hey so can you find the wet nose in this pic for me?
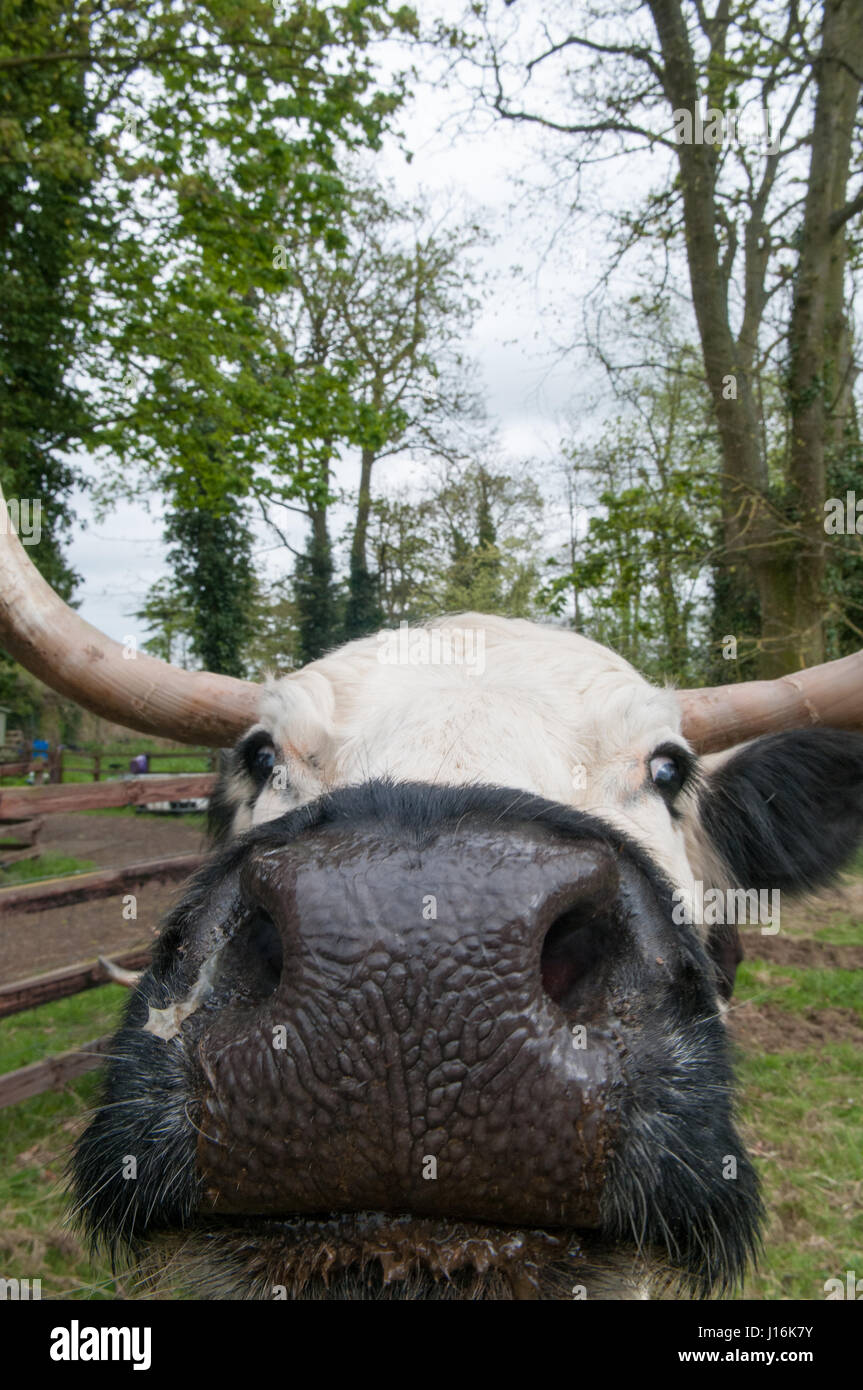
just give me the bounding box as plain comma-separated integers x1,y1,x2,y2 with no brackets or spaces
195,818,702,1229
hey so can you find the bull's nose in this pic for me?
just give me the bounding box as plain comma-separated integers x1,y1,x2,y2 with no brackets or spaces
241,833,623,1017
194,819,694,1229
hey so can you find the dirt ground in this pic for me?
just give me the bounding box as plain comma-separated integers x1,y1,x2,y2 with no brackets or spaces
0,812,208,986
728,999,863,1051
723,876,863,1050
774,874,863,934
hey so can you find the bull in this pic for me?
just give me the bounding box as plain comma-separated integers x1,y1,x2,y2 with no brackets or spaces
2,502,862,1300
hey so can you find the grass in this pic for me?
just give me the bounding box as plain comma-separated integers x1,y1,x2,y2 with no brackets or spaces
802,917,863,947
736,958,863,1019
0,853,96,887
0,985,127,1074
730,907,863,1300
59,755,211,784
1,743,213,787
736,1046,863,1300
0,987,128,1299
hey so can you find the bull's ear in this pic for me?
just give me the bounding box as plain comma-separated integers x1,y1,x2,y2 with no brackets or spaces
699,729,863,896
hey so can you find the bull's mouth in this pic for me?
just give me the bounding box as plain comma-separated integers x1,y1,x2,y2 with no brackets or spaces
134,1211,663,1301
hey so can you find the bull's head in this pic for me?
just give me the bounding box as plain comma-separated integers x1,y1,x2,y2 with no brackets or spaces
3,505,863,1299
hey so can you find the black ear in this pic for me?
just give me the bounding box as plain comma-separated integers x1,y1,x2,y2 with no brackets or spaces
700,729,863,896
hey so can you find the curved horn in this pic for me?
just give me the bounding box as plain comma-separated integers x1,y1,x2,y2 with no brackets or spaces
679,649,863,753
0,492,259,745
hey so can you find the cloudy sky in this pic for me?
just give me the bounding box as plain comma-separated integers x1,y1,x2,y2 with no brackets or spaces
65,18,618,643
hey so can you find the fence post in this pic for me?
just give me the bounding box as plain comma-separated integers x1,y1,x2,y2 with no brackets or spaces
93,754,101,783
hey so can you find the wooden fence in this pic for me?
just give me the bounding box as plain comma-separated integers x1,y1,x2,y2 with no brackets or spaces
53,748,216,783
0,746,215,783
0,773,216,1107
0,772,215,818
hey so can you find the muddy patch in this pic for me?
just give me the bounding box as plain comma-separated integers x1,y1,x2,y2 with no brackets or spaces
741,933,863,971
778,874,863,933
729,1001,863,1053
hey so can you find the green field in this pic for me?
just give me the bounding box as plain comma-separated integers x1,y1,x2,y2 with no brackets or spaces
0,745,213,787
0,988,127,1298
733,895,863,1300
0,854,97,888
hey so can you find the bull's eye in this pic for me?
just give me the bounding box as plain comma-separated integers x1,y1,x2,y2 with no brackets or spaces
242,733,277,786
254,744,276,777
649,752,684,797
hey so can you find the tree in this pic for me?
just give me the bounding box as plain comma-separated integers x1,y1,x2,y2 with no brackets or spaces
366,491,438,622
0,0,98,601
83,0,418,517
366,460,544,620
336,190,486,637
1,0,419,705
433,462,544,615
137,571,303,676
165,498,255,679
543,362,721,683
244,577,303,678
3,0,418,550
133,578,195,668
258,180,486,656
444,0,863,674
0,0,96,723
294,506,341,665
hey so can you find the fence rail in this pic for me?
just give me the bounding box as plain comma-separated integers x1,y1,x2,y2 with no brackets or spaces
0,1035,115,1108
0,775,216,1105
0,773,216,818
0,851,205,916
0,761,29,778
0,948,153,1020
0,746,215,783
55,748,215,783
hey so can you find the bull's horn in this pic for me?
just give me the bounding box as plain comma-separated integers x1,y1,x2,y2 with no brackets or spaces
0,489,259,745
679,649,863,753
98,956,142,987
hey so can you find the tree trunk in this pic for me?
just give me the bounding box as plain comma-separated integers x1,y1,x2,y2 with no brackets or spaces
649,0,792,674
650,0,863,675
295,501,340,663
344,442,382,640
787,0,863,665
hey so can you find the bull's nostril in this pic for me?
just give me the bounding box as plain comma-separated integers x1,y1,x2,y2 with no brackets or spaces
218,906,283,1004
540,907,610,1010
247,908,283,988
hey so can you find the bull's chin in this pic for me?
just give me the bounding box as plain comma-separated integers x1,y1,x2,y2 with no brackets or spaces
133,1212,668,1301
